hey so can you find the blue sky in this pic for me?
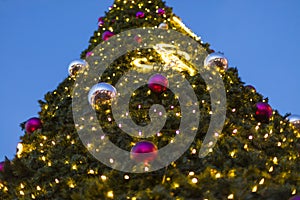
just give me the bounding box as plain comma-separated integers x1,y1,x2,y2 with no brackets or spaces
0,0,299,160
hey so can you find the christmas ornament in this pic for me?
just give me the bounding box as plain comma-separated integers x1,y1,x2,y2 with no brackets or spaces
136,11,145,19
68,59,88,76
148,74,169,93
134,35,142,43
25,117,42,134
98,17,104,26
158,22,168,30
130,141,158,163
289,196,300,200
88,83,117,106
255,102,273,123
102,31,115,41
0,161,4,172
245,85,256,93
86,51,93,58
287,115,300,130
157,8,165,15
204,52,228,70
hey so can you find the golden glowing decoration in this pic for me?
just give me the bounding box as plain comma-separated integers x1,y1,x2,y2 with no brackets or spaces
171,16,201,41
131,43,197,76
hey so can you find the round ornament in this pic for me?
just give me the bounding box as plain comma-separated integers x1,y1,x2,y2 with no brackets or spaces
88,83,117,107
148,74,169,93
102,31,115,41
98,17,104,26
86,51,93,58
245,85,256,93
157,8,165,15
130,141,158,163
134,35,142,43
158,23,168,30
289,196,300,200
136,11,145,19
25,117,42,134
0,161,4,172
204,52,228,70
287,115,300,130
255,102,273,123
68,60,88,76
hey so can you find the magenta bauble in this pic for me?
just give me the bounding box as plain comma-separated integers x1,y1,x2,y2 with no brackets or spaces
289,196,300,200
148,74,169,93
0,161,5,172
98,17,104,26
255,102,273,123
136,11,145,18
134,35,142,43
86,51,93,58
102,31,115,41
157,8,165,15
25,117,42,133
130,141,158,163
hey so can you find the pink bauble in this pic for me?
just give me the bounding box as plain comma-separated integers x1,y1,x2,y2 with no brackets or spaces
102,31,115,41
148,74,168,93
0,161,5,172
25,117,42,134
255,102,273,123
157,8,165,15
98,17,104,26
86,51,93,58
134,35,142,43
136,11,145,19
131,141,158,163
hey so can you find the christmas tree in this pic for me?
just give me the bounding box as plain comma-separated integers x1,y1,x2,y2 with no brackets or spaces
1,0,300,199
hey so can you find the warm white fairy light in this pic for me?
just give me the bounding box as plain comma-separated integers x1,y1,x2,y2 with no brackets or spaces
269,166,274,172
191,178,198,184
259,178,265,185
189,171,195,176
252,185,258,192
17,143,23,158
228,194,234,199
107,191,114,198
101,175,107,181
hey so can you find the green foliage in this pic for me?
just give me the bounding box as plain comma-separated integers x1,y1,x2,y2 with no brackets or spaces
0,0,299,199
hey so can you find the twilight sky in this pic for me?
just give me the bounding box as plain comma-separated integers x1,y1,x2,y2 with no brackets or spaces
0,0,299,160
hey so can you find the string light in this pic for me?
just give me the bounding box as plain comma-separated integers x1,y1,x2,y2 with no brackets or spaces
252,185,258,192
107,191,114,198
191,178,198,184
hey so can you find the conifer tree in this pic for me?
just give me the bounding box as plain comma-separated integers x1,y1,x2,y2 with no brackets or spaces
0,0,299,199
